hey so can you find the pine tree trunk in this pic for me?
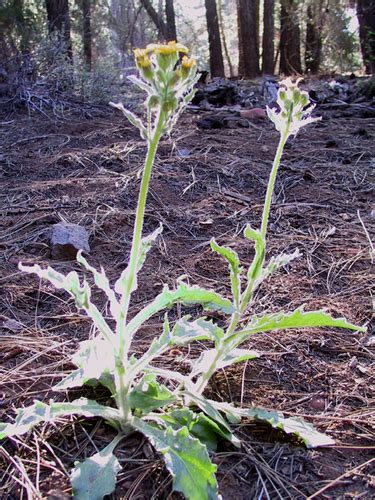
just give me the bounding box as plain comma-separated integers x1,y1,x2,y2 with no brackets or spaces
45,0,73,60
280,0,301,75
237,0,260,77
82,0,92,70
305,3,322,74
165,0,177,41
357,0,375,74
205,0,225,77
262,0,275,74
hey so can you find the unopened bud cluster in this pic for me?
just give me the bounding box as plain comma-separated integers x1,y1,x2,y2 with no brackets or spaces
267,78,321,137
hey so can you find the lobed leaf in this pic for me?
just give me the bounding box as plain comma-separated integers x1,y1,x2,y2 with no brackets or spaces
191,348,260,377
127,281,233,336
71,435,122,500
210,238,242,307
225,306,366,351
54,338,115,393
133,419,218,500
172,316,225,345
115,224,163,297
213,402,334,448
0,399,121,440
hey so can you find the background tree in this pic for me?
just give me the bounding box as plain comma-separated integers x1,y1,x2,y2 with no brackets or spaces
262,0,275,74
205,0,225,77
237,0,259,77
139,0,168,40
357,0,375,73
305,1,324,74
165,0,177,41
80,0,92,70
280,0,302,75
45,0,73,60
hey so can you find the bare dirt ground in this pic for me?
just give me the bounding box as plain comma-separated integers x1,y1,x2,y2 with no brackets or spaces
0,91,374,499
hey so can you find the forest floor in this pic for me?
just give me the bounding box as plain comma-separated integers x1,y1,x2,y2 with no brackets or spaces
0,83,374,499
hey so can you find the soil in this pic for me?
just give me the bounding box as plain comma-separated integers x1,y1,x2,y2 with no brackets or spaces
0,86,374,499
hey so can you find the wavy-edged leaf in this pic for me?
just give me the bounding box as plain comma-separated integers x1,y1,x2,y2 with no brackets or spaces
243,224,265,285
133,419,218,500
0,398,121,440
115,224,163,296
109,101,147,139
77,251,120,320
127,74,154,94
210,239,242,307
19,263,115,344
172,316,224,345
191,348,260,377
225,306,366,350
129,375,176,414
71,435,122,500
127,282,234,335
54,338,115,393
159,408,219,451
263,248,301,281
212,402,334,448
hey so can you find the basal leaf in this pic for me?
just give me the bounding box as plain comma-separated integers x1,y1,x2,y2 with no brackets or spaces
133,419,218,500
129,375,176,414
71,435,122,500
213,402,334,448
127,282,233,336
210,239,242,307
191,348,260,377
0,399,121,440
226,306,366,350
115,224,163,296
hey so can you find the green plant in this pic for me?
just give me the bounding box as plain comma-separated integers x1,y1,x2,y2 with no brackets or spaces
0,46,365,500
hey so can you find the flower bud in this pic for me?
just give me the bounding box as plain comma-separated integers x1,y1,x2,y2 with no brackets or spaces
278,89,287,101
147,95,159,109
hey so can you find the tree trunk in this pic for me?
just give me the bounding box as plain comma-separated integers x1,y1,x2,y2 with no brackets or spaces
165,0,177,41
218,0,234,76
45,0,73,60
205,0,225,77
357,0,375,74
81,0,92,70
262,0,274,74
139,0,168,41
237,0,260,77
280,0,301,75
305,3,322,74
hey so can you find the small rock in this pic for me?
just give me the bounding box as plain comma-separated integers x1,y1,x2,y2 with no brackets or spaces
310,397,325,411
51,222,90,260
240,108,266,120
260,145,270,153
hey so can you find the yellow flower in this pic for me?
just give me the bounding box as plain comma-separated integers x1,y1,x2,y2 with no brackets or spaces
146,41,189,56
181,56,196,69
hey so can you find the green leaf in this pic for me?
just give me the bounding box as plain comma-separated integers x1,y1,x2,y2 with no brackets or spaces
133,419,218,500
0,399,121,440
127,281,233,336
129,375,176,414
115,224,163,296
225,306,366,350
54,338,115,393
213,402,334,448
172,316,224,345
210,239,242,307
71,435,122,500
127,75,154,94
191,348,259,377
263,248,301,281
159,409,218,451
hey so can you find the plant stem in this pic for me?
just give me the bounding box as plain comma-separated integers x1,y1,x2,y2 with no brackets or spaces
115,110,165,424
260,130,289,240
